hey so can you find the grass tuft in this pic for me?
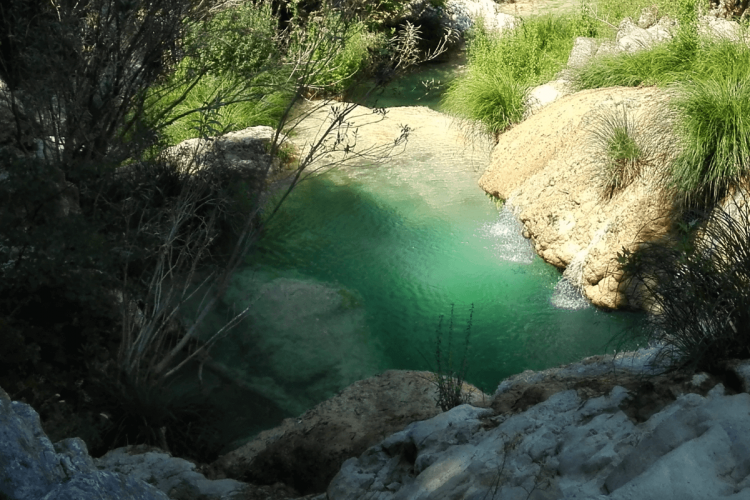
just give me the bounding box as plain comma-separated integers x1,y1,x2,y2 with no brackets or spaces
670,73,750,205
443,12,599,134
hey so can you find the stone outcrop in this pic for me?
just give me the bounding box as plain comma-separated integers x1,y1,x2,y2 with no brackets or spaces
95,446,248,500
327,356,750,500
481,86,676,308
0,384,257,500
168,126,280,176
209,370,490,495
0,385,169,500
441,0,515,35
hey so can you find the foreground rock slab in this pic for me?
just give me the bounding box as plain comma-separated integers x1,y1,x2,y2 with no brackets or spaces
328,381,750,500
210,370,490,495
0,386,169,500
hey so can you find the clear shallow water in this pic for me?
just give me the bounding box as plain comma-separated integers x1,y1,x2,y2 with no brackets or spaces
242,169,642,396
348,54,465,111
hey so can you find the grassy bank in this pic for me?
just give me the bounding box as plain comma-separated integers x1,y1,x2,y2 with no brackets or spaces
442,11,600,134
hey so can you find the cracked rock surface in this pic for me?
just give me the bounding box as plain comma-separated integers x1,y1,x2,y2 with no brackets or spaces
328,381,750,500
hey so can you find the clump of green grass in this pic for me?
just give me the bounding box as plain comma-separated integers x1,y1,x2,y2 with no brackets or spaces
670,73,750,205
443,11,599,134
575,23,750,204
589,104,644,197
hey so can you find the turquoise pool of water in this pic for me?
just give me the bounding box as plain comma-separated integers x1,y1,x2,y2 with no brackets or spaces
192,60,643,449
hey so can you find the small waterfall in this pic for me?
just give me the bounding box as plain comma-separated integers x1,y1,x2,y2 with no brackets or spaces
551,277,590,310
551,222,612,310
481,204,536,264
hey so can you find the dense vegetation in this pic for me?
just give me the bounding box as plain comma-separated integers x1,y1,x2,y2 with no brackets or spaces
0,0,450,462
443,11,600,133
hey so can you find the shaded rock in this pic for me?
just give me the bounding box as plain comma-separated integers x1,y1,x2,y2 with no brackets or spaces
710,0,750,19
0,385,168,500
96,445,248,500
210,370,490,495
168,126,280,177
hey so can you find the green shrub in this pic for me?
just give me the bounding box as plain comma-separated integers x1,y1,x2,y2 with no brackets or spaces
670,73,750,205
443,12,599,133
304,18,383,96
145,1,293,146
617,192,750,373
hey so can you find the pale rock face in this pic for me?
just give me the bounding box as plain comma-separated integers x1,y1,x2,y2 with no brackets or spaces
479,86,676,308
616,17,674,53
328,378,750,500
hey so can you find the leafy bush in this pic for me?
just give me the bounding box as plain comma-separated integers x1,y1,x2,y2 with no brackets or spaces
617,192,750,373
443,11,599,133
302,17,383,96
146,1,292,145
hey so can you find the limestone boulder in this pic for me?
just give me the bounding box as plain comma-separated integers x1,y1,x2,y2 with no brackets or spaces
441,0,515,35
479,86,677,308
328,379,750,500
95,446,248,500
168,126,280,177
209,370,490,495
0,385,169,500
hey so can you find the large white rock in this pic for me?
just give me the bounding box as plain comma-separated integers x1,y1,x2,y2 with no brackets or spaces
328,381,750,500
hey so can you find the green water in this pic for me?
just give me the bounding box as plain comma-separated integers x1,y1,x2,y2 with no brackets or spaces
348,56,465,111
191,61,643,449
